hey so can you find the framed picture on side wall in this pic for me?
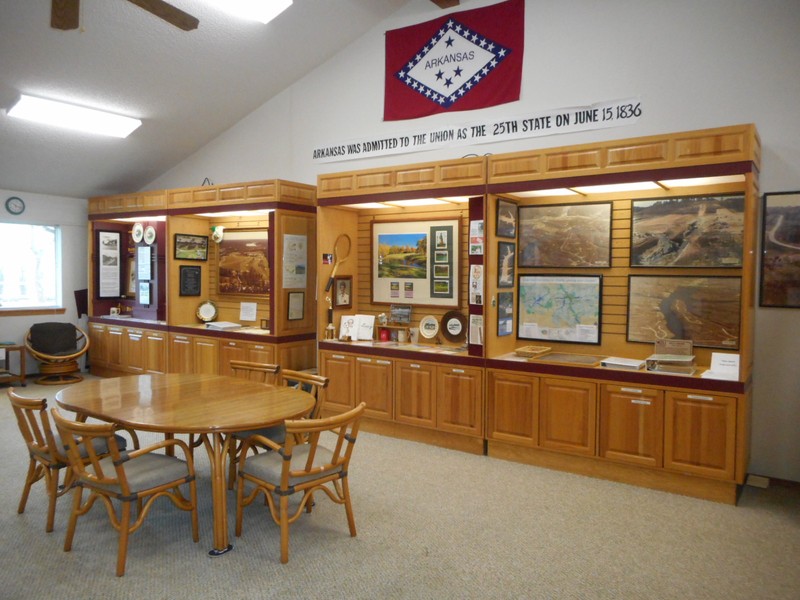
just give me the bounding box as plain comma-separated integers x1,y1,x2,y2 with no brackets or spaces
760,191,800,307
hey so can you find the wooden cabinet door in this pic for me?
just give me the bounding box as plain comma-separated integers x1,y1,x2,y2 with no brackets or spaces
219,340,248,375
88,323,108,367
664,391,736,480
144,331,167,374
319,351,355,413
168,334,193,374
247,342,276,365
436,365,483,437
355,356,393,420
539,377,597,456
123,328,146,373
106,326,124,370
193,336,219,374
600,384,663,468
487,369,538,446
394,359,436,428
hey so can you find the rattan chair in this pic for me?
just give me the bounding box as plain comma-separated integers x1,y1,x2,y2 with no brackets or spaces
235,402,366,563
25,322,89,385
8,388,135,533
52,408,199,576
226,368,329,489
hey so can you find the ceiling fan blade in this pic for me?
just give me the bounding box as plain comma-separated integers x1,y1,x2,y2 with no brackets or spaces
125,0,199,31
51,0,80,30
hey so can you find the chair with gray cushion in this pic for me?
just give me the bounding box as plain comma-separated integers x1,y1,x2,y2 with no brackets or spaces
235,402,365,563
25,322,89,385
8,388,135,533
52,407,199,576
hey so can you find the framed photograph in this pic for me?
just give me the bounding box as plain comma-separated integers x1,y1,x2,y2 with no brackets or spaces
218,228,270,295
174,233,209,261
333,276,352,309
96,231,121,298
138,281,151,306
179,265,201,296
496,198,517,238
497,241,515,288
627,275,741,349
497,291,513,336
518,274,602,344
287,291,304,321
126,257,136,297
371,218,460,307
631,194,744,267
518,202,611,268
760,191,800,307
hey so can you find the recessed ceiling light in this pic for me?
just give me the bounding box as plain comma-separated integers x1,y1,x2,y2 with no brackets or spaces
571,181,662,194
384,199,449,207
7,94,142,138
207,0,292,24
513,188,578,197
658,175,745,188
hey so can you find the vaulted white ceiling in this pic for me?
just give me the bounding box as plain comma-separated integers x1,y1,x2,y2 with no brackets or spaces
0,0,410,199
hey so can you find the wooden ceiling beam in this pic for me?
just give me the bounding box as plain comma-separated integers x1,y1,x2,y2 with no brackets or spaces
429,0,460,8
125,0,199,31
51,0,80,30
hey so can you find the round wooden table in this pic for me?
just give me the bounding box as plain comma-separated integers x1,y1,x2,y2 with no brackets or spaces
55,373,315,556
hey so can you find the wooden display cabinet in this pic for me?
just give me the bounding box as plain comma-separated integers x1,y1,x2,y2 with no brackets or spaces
599,384,664,468
394,359,436,428
487,369,539,447
436,364,483,437
355,355,393,420
539,377,597,457
319,350,355,413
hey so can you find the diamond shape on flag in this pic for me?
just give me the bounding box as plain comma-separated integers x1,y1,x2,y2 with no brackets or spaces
396,18,511,109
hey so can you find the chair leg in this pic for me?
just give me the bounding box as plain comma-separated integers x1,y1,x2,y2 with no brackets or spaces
17,459,38,515
64,486,83,552
227,438,238,490
235,476,244,537
279,495,290,564
45,466,60,533
116,501,132,577
188,481,200,542
342,477,357,537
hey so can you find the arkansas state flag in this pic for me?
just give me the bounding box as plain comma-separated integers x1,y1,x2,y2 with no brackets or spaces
384,0,524,121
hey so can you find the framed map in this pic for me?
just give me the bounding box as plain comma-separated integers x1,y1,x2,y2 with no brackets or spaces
517,275,602,344
627,275,741,349
518,202,611,268
760,191,800,307
631,194,744,267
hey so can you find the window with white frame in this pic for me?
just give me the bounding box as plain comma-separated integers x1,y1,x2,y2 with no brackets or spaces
0,223,61,309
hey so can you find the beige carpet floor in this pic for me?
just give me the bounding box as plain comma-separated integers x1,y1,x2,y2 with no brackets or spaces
2,377,799,599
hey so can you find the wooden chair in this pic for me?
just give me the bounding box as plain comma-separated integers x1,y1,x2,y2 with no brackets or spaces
51,408,199,577
24,322,90,385
226,368,329,489
229,359,281,383
7,388,136,533
235,402,366,563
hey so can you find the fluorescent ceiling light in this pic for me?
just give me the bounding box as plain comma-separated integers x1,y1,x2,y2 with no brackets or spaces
384,198,449,207
7,94,141,138
437,196,471,203
570,181,662,194
112,216,166,222
513,188,579,198
197,209,274,217
207,0,292,24
342,203,392,209
658,175,745,188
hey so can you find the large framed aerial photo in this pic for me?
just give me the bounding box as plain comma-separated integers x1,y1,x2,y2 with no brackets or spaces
496,198,517,238
627,275,741,349
218,228,270,295
630,194,744,267
760,191,800,307
371,218,460,307
518,202,612,268
517,274,602,344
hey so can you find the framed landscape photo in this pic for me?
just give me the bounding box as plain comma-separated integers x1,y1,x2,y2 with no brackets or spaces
174,233,209,261
497,241,515,288
627,275,741,349
760,191,800,307
518,202,611,268
371,218,460,307
630,194,744,267
517,274,602,344
218,228,270,296
496,198,517,238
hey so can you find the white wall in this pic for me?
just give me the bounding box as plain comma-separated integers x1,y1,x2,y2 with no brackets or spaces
0,189,89,375
146,0,800,481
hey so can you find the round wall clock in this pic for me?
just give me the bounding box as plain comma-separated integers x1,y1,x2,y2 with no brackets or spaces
5,196,25,215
